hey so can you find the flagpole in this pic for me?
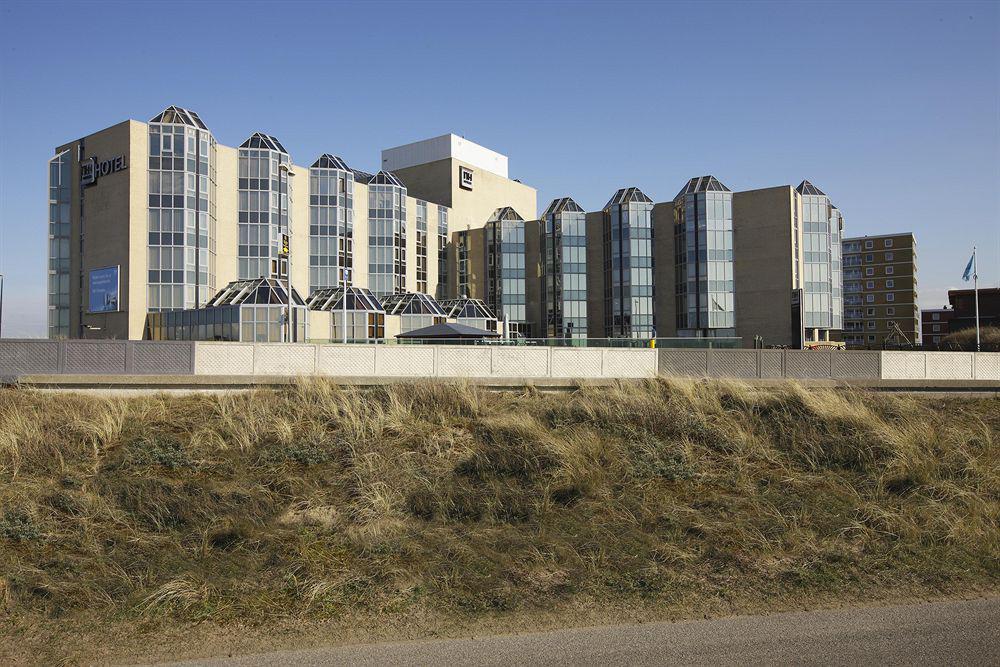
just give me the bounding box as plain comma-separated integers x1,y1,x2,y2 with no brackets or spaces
973,246,980,353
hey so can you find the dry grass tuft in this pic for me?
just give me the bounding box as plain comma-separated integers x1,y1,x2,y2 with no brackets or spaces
0,380,996,640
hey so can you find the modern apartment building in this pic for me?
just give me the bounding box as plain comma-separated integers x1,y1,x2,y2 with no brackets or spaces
47,107,535,340
731,181,844,347
538,198,588,339
841,232,919,348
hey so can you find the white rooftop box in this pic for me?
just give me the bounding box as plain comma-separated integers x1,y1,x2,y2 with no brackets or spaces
381,133,508,179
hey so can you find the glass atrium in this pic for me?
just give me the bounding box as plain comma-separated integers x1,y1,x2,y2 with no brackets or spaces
485,207,529,337
365,170,407,298
541,197,587,339
440,297,499,332
148,105,218,311
673,176,735,337
603,187,654,338
308,154,354,292
145,277,307,342
238,132,291,282
307,286,386,342
382,291,447,333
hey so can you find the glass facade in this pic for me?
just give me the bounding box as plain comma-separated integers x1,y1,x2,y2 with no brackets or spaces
308,154,354,292
415,200,428,293
436,205,449,300
383,291,446,333
238,132,290,281
147,106,217,311
603,187,654,338
673,176,734,337
540,197,587,339
367,171,407,298
486,207,528,336
47,149,72,338
796,181,843,331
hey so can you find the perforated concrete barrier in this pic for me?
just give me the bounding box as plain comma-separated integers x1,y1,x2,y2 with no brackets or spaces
831,350,880,379
254,344,317,375
603,349,657,378
925,352,974,380
784,350,833,379
551,348,603,378
194,342,254,375
437,347,492,377
375,346,436,377
64,341,127,374
491,347,550,378
658,349,709,377
975,353,1000,380
0,340,60,375
708,349,758,379
130,342,194,375
317,345,376,376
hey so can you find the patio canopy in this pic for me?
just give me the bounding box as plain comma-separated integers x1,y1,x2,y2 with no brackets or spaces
395,322,500,339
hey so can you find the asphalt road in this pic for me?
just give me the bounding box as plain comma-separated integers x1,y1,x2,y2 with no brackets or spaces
173,597,999,666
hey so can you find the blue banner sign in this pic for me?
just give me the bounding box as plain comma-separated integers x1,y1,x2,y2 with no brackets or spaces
88,266,120,313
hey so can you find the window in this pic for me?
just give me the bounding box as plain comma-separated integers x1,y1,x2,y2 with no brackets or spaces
886,279,894,288
868,335,876,342
885,251,894,261
864,253,874,262
884,239,893,248
886,293,895,302
932,324,940,332
864,240,873,249
868,321,876,329
932,336,940,343
866,294,875,303
866,280,874,289
866,307,875,316
887,307,895,315
459,166,473,190
865,268,874,276
932,312,940,321
885,266,894,275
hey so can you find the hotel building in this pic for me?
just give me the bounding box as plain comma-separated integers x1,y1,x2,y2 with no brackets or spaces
841,232,919,348
47,107,534,341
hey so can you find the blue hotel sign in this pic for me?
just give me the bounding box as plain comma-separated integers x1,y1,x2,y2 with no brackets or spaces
88,266,120,313
81,154,127,187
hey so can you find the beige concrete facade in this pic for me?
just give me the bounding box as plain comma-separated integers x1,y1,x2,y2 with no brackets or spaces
651,202,677,337
50,114,531,340
732,186,798,347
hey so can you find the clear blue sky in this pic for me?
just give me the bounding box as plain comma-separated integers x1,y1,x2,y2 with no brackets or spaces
1,0,997,337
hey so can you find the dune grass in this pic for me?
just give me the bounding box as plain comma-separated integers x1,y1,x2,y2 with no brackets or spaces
0,380,998,662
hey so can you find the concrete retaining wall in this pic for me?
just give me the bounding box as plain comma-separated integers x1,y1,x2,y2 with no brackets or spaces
0,340,194,376
2,339,998,384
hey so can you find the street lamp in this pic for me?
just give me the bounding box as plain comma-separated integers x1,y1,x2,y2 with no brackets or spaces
278,163,296,343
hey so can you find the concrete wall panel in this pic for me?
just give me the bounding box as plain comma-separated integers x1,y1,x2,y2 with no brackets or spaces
317,346,376,376
759,350,784,378
784,350,833,379
658,349,708,377
130,342,193,375
437,347,492,377
64,341,127,374
708,350,758,378
194,343,254,375
881,352,926,380
832,351,880,379
925,352,973,380
0,340,60,375
254,344,316,375
551,349,603,378
975,353,1000,380
375,346,436,377
603,349,657,378
491,347,549,377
